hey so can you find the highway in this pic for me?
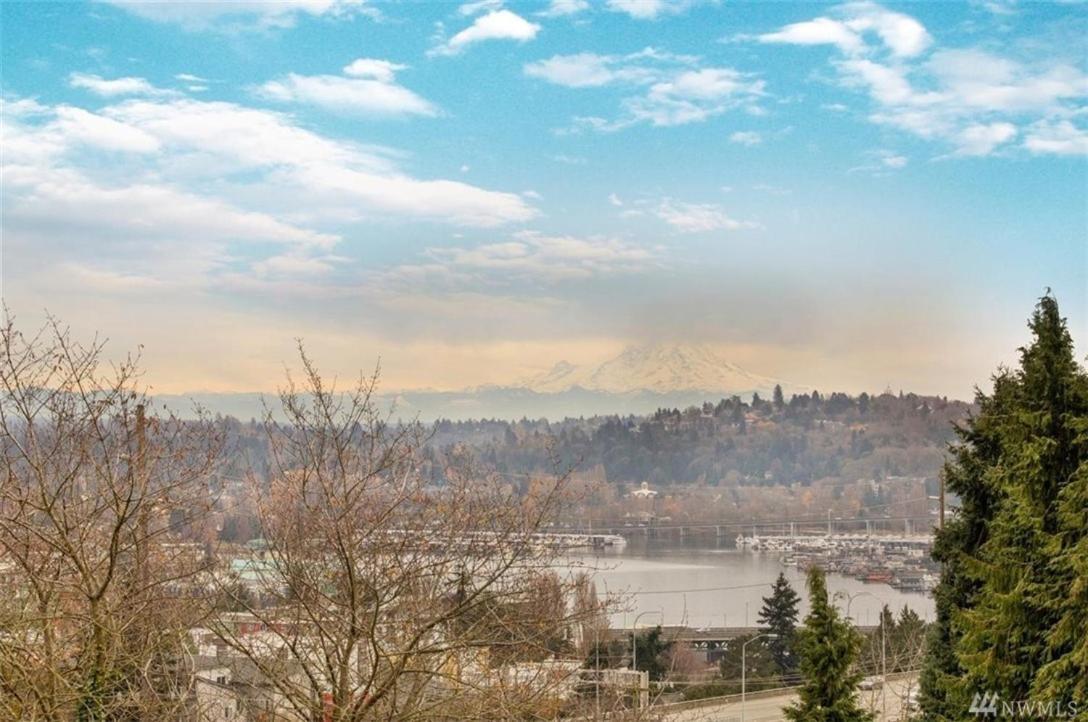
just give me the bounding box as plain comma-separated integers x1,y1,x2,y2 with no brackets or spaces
655,673,920,722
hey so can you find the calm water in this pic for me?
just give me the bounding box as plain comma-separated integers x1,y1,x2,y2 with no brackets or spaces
562,536,935,629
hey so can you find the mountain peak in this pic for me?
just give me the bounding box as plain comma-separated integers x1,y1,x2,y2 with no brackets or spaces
523,343,795,395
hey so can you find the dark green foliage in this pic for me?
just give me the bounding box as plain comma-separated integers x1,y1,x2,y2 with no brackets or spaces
785,567,873,722
583,625,673,681
632,626,673,681
758,572,801,674
921,295,1088,718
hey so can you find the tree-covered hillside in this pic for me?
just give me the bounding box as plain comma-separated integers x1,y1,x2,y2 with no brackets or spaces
418,389,971,489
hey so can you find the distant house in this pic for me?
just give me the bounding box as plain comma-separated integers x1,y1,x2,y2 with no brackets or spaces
630,482,658,499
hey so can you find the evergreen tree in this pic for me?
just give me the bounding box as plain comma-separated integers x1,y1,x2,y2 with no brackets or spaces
920,375,1012,720
633,626,673,681
1034,456,1088,702
785,567,872,722
773,384,786,410
959,295,1088,703
758,572,801,674
921,295,1088,717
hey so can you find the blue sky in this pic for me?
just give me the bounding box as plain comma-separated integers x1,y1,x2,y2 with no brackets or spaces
1,0,1085,397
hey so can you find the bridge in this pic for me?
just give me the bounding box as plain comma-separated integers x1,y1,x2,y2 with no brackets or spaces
556,514,935,540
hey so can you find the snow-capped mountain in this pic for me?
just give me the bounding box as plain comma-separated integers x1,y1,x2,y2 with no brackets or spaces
156,343,803,422
523,343,796,396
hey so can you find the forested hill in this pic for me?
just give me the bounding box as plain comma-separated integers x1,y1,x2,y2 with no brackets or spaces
215,389,971,490
417,390,972,488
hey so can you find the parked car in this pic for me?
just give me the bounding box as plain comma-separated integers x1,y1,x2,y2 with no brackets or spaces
859,676,884,690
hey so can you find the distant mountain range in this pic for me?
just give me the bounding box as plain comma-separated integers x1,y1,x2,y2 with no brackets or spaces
154,343,806,421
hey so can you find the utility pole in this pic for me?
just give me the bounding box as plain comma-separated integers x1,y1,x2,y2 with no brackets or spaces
939,476,945,530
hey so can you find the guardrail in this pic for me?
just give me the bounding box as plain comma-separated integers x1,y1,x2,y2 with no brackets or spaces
650,669,920,716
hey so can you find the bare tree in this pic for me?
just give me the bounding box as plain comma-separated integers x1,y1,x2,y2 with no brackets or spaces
209,348,599,720
0,316,221,720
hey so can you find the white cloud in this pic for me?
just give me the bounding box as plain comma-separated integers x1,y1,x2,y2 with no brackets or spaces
258,60,437,117
539,0,589,17
757,2,930,58
653,199,759,232
525,48,697,88
608,193,624,206
343,58,404,82
99,0,375,31
606,0,698,20
69,72,169,97
758,4,1087,157
845,2,930,58
952,122,1017,156
386,231,660,286
729,130,763,146
431,10,540,56
759,17,865,54
626,68,766,126
106,98,532,226
881,153,908,168
528,50,764,129
6,166,337,248
1024,120,1088,156
525,53,618,87
2,93,540,300
52,106,162,153
458,0,504,15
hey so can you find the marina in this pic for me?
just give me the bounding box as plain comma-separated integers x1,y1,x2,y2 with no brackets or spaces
735,532,939,593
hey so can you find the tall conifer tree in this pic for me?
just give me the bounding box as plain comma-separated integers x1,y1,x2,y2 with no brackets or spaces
785,567,872,722
959,296,1088,702
758,572,801,674
921,295,1088,716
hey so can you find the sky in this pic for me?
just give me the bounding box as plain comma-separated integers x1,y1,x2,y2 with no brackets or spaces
1,0,1086,400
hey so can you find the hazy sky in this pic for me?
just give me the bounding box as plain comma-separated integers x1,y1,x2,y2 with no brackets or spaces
2,0,1085,399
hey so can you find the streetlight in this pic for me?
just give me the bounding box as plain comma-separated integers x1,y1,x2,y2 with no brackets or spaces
742,633,777,722
630,610,663,712
835,590,887,717
630,609,664,672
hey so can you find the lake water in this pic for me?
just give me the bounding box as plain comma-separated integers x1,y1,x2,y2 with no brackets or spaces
562,536,935,629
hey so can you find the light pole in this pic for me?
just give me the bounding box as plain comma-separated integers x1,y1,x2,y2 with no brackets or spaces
742,633,776,722
630,609,664,672
630,609,663,710
836,590,887,717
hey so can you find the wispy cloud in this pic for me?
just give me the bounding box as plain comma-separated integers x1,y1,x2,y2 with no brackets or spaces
729,130,763,146
652,199,760,232
430,9,540,56
2,92,539,300
526,48,764,130
99,0,377,31
538,0,589,17
756,2,930,58
382,231,662,288
69,72,173,97
605,0,703,20
754,2,1088,157
1024,119,1088,156
257,58,438,117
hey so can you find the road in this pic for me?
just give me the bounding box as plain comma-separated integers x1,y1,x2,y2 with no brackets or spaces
656,674,920,722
